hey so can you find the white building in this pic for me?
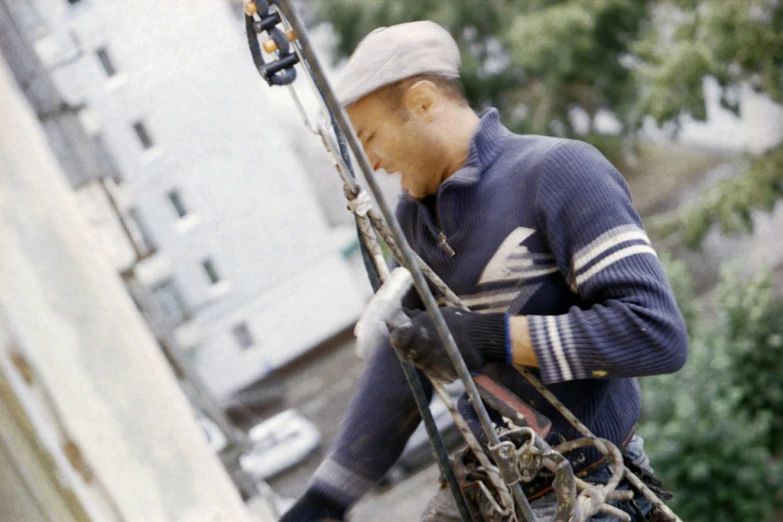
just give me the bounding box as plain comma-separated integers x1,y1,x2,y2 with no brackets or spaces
24,0,367,396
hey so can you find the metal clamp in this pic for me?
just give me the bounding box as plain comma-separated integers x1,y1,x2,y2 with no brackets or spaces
489,440,522,486
244,1,298,86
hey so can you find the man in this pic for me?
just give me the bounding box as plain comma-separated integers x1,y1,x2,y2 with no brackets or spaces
282,21,687,521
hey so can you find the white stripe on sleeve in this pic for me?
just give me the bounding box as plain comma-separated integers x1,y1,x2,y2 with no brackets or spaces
557,314,583,379
575,244,658,288
546,315,573,381
573,225,650,273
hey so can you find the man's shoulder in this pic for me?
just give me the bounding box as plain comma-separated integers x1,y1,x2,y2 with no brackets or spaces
502,134,596,166
503,136,620,190
491,135,597,189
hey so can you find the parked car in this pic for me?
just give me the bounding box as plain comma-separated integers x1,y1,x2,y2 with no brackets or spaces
240,408,322,480
197,408,321,481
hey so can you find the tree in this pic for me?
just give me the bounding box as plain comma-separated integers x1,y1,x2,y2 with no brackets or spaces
641,262,783,521
634,0,783,246
650,145,783,248
716,269,783,455
634,0,782,127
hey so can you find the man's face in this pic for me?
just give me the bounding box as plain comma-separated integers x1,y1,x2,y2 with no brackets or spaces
346,91,448,199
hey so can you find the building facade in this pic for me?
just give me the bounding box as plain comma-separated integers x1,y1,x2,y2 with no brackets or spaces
16,0,367,396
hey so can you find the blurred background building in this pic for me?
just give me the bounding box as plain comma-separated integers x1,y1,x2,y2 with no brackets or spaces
1,0,368,400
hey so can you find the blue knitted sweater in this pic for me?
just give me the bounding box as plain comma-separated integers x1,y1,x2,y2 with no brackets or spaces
310,109,688,509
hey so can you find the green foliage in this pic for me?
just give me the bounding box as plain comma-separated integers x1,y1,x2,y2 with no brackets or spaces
685,144,783,247
633,1,783,248
658,254,699,332
645,391,779,522
717,269,783,454
317,0,782,137
649,143,783,247
641,266,783,521
634,0,783,127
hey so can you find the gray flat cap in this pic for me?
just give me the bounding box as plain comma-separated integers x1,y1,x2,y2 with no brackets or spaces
335,21,461,107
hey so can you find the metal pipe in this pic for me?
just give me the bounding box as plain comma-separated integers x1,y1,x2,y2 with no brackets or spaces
271,2,536,519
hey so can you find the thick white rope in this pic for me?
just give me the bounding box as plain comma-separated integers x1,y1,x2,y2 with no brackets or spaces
346,189,373,217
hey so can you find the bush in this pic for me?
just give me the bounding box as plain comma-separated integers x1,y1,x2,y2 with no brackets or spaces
640,265,783,521
717,269,783,455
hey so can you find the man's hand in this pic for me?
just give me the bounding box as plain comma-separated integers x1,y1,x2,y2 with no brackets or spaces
279,490,346,521
390,308,510,382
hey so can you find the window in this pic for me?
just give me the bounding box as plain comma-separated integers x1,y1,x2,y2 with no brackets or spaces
167,189,188,218
202,258,220,285
152,278,187,324
96,47,116,77
232,322,255,350
132,120,154,149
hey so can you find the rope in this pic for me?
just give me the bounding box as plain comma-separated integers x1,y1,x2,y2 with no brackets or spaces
346,189,373,217
432,382,515,516
516,366,682,522
554,438,627,522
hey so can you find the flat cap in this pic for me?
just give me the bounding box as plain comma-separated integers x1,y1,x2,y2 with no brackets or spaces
335,21,461,107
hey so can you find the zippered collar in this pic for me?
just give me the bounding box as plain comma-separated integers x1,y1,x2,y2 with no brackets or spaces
399,108,509,245
439,107,509,188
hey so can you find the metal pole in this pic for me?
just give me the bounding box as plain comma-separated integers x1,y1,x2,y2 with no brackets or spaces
272,2,536,519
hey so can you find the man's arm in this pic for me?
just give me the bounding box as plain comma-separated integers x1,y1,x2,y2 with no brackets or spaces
392,141,687,385
283,331,431,520
526,140,688,383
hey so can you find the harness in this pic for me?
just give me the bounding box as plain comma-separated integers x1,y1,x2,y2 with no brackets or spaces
242,2,682,520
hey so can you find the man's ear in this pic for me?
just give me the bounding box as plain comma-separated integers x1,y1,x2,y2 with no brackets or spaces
401,80,440,121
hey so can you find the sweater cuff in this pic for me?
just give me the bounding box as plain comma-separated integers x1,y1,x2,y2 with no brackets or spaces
309,454,378,511
528,314,589,384
468,312,510,364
